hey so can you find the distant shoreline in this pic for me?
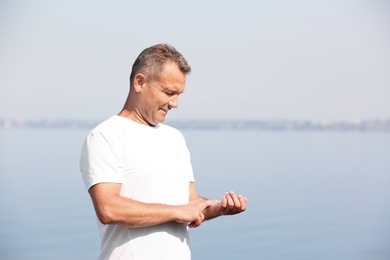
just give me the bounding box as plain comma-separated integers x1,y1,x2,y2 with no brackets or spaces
1,119,389,132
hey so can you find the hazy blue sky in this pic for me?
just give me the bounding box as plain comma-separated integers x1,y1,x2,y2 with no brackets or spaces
1,0,389,121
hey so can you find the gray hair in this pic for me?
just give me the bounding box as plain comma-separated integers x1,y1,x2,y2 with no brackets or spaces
130,43,191,87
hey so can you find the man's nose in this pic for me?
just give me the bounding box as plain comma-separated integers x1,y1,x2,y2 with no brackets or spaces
168,95,179,109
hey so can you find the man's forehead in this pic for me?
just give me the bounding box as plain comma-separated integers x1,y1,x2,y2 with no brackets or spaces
161,62,183,74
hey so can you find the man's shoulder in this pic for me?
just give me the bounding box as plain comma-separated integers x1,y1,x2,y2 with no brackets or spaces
91,115,121,131
87,115,137,139
158,123,187,144
159,123,182,135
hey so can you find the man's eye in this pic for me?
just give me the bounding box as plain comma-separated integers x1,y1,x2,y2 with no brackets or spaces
165,92,174,96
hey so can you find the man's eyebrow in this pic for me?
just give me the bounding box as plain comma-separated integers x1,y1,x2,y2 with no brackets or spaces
162,86,184,94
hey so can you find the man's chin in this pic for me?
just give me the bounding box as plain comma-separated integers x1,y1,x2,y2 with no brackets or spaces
156,117,166,124
151,116,166,126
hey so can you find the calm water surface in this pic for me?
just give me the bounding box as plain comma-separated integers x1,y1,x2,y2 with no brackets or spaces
0,128,389,259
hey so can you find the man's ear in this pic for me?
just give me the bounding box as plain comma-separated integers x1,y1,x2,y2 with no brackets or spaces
133,73,146,92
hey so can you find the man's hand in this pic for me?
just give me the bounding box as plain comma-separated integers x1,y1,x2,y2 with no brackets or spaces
219,191,248,215
174,199,214,228
202,192,248,220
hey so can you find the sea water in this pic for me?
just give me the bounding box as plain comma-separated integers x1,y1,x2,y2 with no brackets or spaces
0,128,389,259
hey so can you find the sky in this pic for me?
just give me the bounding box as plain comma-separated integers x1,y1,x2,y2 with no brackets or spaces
1,0,389,121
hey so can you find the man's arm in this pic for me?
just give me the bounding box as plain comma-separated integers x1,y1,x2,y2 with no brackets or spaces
188,182,248,226
89,182,213,228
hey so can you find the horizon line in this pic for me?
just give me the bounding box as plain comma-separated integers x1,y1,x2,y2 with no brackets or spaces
1,118,389,132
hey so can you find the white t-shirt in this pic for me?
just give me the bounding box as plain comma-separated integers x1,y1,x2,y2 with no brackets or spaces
80,115,194,260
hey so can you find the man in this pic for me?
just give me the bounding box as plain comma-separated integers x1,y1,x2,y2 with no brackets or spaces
80,43,247,259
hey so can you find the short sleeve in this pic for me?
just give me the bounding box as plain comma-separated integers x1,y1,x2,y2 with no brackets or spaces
79,130,124,190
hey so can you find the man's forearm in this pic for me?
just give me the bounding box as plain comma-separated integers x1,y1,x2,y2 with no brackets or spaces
93,193,180,227
90,183,212,228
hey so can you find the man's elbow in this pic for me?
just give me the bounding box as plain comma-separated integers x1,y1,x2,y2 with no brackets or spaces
96,206,116,225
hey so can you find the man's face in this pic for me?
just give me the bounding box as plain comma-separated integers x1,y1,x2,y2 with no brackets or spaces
138,63,186,126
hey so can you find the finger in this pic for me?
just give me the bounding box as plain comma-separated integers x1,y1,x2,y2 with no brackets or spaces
198,211,205,225
238,194,247,202
188,221,198,228
225,192,235,209
238,195,247,211
221,194,228,208
229,192,242,208
188,217,201,228
224,192,241,214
